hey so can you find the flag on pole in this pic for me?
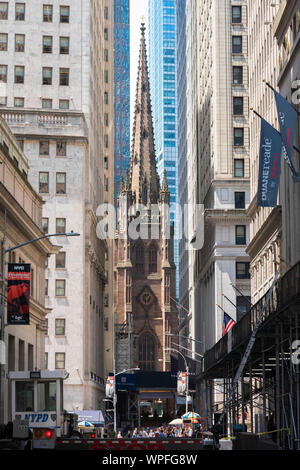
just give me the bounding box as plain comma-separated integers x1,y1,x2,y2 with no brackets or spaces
274,89,297,177
257,118,282,207
222,312,236,337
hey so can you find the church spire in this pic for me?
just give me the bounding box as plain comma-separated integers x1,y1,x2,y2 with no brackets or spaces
130,24,160,205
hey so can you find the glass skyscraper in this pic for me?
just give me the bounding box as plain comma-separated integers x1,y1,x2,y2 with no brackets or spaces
148,0,179,297
114,0,130,200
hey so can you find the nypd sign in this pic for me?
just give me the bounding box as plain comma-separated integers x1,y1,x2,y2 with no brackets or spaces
16,412,60,428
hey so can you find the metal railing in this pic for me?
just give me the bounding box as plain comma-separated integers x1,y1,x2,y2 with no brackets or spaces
204,261,300,373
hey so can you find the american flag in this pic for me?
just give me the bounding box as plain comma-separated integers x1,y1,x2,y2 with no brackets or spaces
222,312,236,336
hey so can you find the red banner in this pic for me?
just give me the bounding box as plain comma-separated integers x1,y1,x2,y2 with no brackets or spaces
7,264,31,325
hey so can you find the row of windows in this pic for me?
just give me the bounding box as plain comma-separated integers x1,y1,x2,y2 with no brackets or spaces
42,217,67,235
0,65,71,85
39,172,67,194
0,33,70,54
0,97,70,109
0,3,70,23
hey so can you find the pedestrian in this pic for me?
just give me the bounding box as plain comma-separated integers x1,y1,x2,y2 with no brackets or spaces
117,431,122,439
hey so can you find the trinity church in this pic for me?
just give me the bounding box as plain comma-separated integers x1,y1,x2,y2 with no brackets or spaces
114,24,178,375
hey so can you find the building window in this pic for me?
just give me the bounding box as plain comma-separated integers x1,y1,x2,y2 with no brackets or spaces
104,156,108,169
40,140,49,156
0,64,7,82
59,99,69,110
15,3,25,20
60,5,70,23
15,34,25,52
104,113,109,126
0,33,7,51
104,92,108,104
164,273,170,305
0,2,8,19
232,6,242,23
232,36,242,54
56,251,66,269
43,4,53,22
104,49,108,62
15,66,24,84
56,172,66,194
43,36,52,53
104,134,109,148
56,141,67,157
104,7,108,19
235,192,245,209
149,245,157,274
135,244,144,273
42,67,52,85
59,68,69,86
60,36,69,54
234,128,244,146
236,225,246,245
104,175,108,192
234,159,244,178
233,66,243,85
104,28,108,40
42,98,52,109
55,319,65,336
126,272,132,304
104,70,108,83
39,172,49,193
42,217,49,234
55,280,66,297
237,296,251,322
233,96,244,115
55,352,65,369
0,96,6,106
56,218,66,234
139,334,155,371
236,262,250,279
14,97,24,107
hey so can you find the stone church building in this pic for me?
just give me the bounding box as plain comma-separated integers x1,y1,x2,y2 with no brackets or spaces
114,24,178,375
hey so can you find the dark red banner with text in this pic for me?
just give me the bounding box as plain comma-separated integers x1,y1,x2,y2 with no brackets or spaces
7,264,31,325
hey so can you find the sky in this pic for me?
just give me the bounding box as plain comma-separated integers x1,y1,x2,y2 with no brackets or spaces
130,0,149,134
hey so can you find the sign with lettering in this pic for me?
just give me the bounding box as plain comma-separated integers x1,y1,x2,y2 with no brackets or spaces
7,263,30,325
257,119,282,207
15,412,60,429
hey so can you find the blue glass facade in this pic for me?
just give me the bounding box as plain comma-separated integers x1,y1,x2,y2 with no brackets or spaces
114,0,130,201
148,0,179,297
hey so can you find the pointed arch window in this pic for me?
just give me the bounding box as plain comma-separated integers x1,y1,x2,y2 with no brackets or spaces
164,273,170,305
126,271,132,303
139,334,155,371
149,245,157,274
135,243,144,273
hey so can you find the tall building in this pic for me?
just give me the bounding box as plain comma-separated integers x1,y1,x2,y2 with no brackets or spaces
148,0,179,297
176,0,190,341
274,0,300,267
114,0,130,200
0,116,59,423
0,0,114,412
247,1,282,304
179,0,251,421
114,23,177,374
182,0,251,352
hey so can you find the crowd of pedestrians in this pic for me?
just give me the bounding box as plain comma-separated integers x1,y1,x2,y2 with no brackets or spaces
116,424,200,439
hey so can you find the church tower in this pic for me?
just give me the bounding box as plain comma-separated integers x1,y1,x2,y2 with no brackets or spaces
114,24,177,373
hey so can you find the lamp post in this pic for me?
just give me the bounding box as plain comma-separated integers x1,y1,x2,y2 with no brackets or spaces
113,368,140,434
0,213,80,424
165,347,190,414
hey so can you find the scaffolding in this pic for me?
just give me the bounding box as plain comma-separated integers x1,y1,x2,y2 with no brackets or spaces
198,261,300,450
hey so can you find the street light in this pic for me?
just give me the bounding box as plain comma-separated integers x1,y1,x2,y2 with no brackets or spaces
0,211,80,424
113,368,140,434
164,347,190,414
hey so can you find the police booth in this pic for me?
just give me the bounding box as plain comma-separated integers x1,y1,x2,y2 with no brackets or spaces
8,370,69,438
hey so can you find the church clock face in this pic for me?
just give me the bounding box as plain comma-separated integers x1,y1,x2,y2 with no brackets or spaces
141,292,152,306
